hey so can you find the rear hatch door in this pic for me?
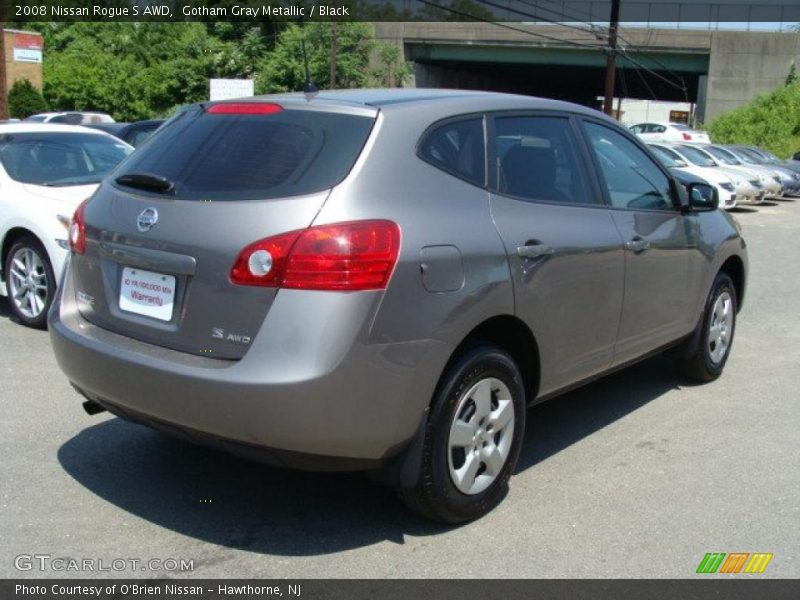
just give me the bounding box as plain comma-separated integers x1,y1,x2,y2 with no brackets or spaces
70,101,376,359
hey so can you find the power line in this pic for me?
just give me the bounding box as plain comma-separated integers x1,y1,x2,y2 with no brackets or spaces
617,47,688,95
511,0,600,30
615,29,690,95
470,0,600,38
414,0,605,50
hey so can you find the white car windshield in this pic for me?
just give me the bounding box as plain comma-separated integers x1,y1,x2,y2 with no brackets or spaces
0,132,132,186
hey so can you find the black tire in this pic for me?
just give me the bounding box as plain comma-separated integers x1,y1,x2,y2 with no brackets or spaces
397,345,526,523
4,236,56,329
676,272,737,382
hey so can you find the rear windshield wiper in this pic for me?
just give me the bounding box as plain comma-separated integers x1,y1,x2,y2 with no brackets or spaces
115,172,174,193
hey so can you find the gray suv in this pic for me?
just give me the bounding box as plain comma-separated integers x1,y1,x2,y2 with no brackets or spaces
49,90,747,523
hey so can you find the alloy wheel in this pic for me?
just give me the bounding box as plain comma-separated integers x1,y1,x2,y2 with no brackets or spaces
8,246,49,319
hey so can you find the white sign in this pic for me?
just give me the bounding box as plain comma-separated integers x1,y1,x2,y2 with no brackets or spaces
119,267,176,322
13,48,42,63
209,79,255,101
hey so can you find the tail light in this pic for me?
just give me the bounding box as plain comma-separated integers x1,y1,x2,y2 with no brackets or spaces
231,220,401,291
682,132,693,141
69,199,88,254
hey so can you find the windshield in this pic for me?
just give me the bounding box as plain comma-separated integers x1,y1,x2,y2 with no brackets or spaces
675,145,716,167
737,148,767,164
648,145,680,168
672,124,691,131
704,145,740,165
726,147,758,164
24,115,47,122
0,132,132,186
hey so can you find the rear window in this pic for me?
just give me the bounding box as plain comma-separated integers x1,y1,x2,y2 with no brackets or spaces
0,131,132,186
113,105,375,201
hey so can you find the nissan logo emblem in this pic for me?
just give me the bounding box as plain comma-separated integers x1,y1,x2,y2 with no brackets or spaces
137,208,159,233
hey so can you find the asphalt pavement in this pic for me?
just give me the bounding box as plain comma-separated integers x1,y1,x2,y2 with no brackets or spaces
1,199,798,578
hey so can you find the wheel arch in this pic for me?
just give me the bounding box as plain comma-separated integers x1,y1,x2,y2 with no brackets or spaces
1,227,41,280
719,255,745,311
443,315,541,406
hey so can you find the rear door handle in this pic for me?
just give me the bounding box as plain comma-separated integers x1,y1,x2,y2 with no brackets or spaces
625,237,651,254
517,241,554,259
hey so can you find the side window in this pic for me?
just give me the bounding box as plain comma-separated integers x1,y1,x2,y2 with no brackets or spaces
418,117,485,186
652,125,666,134
630,124,643,134
492,115,594,205
584,122,675,211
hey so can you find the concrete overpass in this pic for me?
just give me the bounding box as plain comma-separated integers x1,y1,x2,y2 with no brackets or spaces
374,22,800,122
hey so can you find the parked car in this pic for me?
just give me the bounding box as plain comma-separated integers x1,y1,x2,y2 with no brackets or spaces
25,112,115,125
716,145,790,197
744,146,800,176
629,122,710,144
726,145,800,196
647,143,748,208
0,124,133,327
697,143,772,200
701,144,784,199
49,90,747,523
88,120,165,148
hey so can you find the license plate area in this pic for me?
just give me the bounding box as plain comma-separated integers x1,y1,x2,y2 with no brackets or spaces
119,267,176,322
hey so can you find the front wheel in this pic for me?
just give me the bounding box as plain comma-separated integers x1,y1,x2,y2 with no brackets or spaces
676,272,737,382
397,345,526,523
4,236,56,329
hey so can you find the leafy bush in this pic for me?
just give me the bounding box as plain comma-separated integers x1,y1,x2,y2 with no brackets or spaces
708,82,800,158
8,79,48,119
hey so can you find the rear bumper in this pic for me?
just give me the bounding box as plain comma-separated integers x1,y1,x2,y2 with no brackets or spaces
49,262,450,470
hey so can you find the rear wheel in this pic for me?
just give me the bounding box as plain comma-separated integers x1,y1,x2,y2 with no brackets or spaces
4,236,55,329
397,345,526,523
676,272,737,382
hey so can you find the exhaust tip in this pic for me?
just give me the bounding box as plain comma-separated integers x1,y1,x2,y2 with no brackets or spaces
82,400,107,416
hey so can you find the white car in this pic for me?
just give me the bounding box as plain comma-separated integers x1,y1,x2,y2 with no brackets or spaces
647,143,743,210
0,124,132,327
630,122,711,144
653,143,778,204
669,143,775,204
700,144,784,199
25,112,115,125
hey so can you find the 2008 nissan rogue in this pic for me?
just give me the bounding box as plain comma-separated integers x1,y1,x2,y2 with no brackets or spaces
49,89,747,523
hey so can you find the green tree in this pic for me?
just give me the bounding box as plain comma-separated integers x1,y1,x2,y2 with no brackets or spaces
709,83,800,158
8,79,48,118
41,22,269,121
371,43,412,88
256,23,410,93
787,62,798,86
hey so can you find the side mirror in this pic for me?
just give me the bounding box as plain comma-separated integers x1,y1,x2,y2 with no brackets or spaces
686,182,719,212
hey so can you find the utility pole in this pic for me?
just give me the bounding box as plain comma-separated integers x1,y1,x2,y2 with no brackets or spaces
329,22,337,90
0,24,7,120
603,0,621,117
